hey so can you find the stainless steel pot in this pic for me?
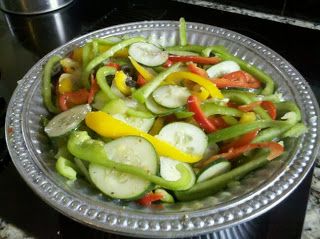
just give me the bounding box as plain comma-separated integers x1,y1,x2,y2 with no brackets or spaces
0,0,74,15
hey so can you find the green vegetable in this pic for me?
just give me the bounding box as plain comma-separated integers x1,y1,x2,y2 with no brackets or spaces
42,55,62,113
204,46,274,95
201,102,243,117
82,37,146,88
132,63,182,103
56,156,77,180
175,150,270,201
165,45,205,54
96,66,117,100
67,131,195,190
179,17,187,46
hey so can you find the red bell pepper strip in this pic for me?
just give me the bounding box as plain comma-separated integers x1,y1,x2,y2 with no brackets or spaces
187,95,216,133
208,116,228,130
238,100,276,120
198,141,284,168
168,55,221,65
105,62,121,70
163,59,173,68
59,89,89,111
211,70,261,89
220,130,259,153
88,75,99,104
187,62,208,78
137,74,147,86
137,192,163,206
261,101,277,120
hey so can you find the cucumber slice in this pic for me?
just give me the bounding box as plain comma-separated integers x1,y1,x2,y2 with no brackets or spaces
44,104,91,138
157,122,208,156
128,42,168,67
197,159,231,183
113,113,154,132
206,60,240,78
89,136,159,200
152,85,191,108
145,95,178,115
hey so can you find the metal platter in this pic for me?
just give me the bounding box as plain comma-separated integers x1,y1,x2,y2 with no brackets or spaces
5,21,320,238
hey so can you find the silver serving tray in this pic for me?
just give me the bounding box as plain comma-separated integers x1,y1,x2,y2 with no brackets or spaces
5,21,320,238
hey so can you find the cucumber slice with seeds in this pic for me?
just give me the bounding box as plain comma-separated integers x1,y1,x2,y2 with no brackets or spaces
129,42,168,67
89,136,159,200
44,104,91,138
152,85,191,108
197,159,231,183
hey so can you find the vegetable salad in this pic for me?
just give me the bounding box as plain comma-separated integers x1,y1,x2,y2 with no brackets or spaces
42,18,307,206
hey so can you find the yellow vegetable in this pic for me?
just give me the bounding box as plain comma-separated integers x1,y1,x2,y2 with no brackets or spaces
129,56,154,81
114,70,131,95
165,72,223,99
85,111,201,163
192,85,209,100
58,73,73,94
240,112,256,124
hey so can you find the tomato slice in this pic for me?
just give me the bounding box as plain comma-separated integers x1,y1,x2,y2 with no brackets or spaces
187,95,216,133
59,89,89,111
211,70,261,89
168,55,221,65
187,62,209,78
137,192,163,206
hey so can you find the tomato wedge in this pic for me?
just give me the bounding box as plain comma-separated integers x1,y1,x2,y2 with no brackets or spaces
187,62,209,78
137,192,163,206
168,55,221,65
211,70,261,89
187,95,216,133
199,141,284,168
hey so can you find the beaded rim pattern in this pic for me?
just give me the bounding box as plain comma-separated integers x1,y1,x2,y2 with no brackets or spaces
5,21,320,238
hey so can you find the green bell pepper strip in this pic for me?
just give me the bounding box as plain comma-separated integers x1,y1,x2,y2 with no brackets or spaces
82,42,91,68
179,17,187,46
92,41,99,57
42,55,62,113
203,45,274,95
132,62,182,103
67,131,194,190
208,120,290,144
175,149,270,201
82,37,146,88
165,45,205,54
201,102,243,117
56,156,78,180
221,90,271,120
96,66,118,100
253,101,302,142
282,123,307,138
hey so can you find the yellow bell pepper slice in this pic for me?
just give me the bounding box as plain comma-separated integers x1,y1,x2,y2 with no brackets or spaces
166,71,223,99
58,73,73,94
192,85,209,101
114,70,131,95
129,56,154,81
240,112,256,124
85,111,201,163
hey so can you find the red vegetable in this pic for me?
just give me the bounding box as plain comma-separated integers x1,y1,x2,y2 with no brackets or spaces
199,141,284,168
220,130,259,153
163,59,173,68
168,55,221,65
211,70,261,89
187,62,209,78
187,95,216,133
137,74,147,86
88,75,99,104
59,89,89,111
137,192,163,206
238,101,262,112
105,62,121,70
261,101,277,120
208,116,228,130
